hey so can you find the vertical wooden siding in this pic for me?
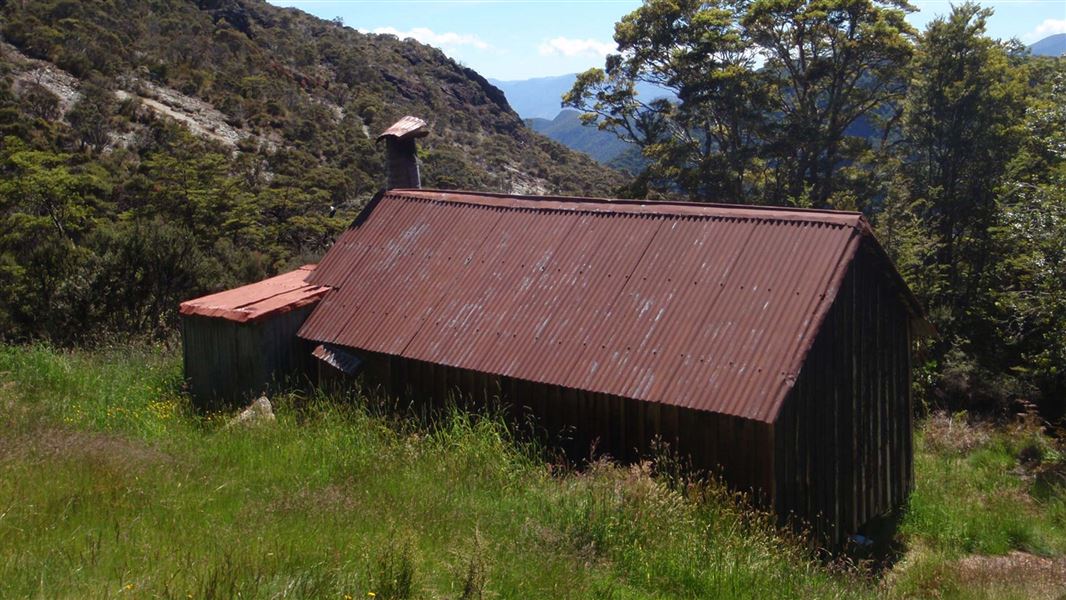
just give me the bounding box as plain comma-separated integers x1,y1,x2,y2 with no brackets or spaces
773,248,914,544
182,305,318,408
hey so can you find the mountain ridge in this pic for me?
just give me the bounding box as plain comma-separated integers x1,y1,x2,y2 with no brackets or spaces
526,109,638,168
0,0,620,198
1029,33,1066,57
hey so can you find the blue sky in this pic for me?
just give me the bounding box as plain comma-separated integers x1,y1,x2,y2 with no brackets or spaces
269,1,1066,79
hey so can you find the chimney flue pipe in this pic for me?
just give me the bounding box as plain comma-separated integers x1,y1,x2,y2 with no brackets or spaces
376,116,428,190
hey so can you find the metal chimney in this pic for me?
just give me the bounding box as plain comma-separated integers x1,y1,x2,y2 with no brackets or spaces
376,116,428,190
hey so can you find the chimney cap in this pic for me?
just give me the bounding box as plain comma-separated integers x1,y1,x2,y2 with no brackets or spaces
377,116,428,142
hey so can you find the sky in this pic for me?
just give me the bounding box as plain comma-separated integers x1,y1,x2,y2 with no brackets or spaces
268,0,1066,80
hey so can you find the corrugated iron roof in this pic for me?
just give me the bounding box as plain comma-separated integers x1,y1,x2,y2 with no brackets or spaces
299,189,913,423
180,265,330,323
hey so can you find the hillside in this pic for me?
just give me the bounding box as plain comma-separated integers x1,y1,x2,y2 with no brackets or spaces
1030,34,1066,57
0,0,622,343
1,0,620,196
526,109,630,163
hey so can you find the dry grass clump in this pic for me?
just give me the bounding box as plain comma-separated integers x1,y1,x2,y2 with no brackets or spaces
0,427,170,468
921,410,993,454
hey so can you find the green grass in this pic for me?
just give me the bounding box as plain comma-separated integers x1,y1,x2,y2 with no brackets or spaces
888,413,1066,598
0,345,867,599
902,432,1065,556
2,345,1065,598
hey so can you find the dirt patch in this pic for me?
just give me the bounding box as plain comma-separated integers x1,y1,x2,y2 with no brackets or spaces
503,163,551,196
954,551,1066,599
3,42,83,114
1,41,278,152
0,427,171,472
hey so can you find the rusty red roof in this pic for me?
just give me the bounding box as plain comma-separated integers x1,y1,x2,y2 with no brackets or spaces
180,265,330,323
299,190,918,422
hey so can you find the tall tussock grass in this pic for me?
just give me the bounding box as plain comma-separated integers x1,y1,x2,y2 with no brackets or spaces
0,344,864,598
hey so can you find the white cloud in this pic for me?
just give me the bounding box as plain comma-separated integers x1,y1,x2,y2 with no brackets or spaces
537,37,616,58
1025,18,1066,43
369,26,489,50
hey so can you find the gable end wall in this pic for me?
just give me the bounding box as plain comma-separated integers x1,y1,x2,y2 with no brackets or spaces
772,245,914,544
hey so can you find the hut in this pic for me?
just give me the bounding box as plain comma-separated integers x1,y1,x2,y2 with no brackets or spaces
180,116,929,542
180,265,330,408
295,187,930,543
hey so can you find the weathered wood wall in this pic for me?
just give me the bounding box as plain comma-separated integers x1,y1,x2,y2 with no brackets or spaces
343,352,775,499
773,246,914,544
182,306,317,409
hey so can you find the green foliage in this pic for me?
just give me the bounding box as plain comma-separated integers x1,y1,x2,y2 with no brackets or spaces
890,412,1066,598
982,68,1066,416
565,0,915,206
5,344,1066,598
897,3,1026,319
902,427,1064,556
876,5,1064,416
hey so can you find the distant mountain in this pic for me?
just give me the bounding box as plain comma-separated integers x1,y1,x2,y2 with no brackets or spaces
526,110,649,174
1029,34,1066,57
515,75,884,171
490,74,674,120
526,110,629,163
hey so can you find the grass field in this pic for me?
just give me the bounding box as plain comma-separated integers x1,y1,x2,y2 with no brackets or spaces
1,344,1064,599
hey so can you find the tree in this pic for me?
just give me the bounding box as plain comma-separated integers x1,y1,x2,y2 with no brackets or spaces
67,79,114,151
0,138,110,340
744,0,915,206
565,0,915,206
18,82,61,121
875,4,1036,412
566,0,769,201
897,3,1026,340
982,65,1066,417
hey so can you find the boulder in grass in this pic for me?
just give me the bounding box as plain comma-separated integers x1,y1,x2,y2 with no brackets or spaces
227,395,275,428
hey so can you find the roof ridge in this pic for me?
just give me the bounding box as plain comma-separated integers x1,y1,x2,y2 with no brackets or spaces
388,189,865,228
393,188,864,217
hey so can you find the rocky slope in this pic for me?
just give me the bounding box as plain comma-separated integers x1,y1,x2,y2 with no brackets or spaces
0,0,621,199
